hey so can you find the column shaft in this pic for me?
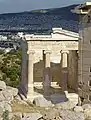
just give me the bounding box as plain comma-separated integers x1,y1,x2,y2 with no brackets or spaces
62,52,68,68
61,50,69,91
45,53,50,68
43,50,51,95
27,50,35,98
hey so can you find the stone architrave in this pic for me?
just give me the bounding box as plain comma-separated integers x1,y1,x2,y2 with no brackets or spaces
43,50,51,95
27,50,35,99
61,50,69,91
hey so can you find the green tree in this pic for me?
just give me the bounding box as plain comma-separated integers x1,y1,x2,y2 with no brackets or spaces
0,49,22,87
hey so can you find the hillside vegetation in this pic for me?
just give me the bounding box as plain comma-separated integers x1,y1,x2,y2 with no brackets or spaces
0,49,22,87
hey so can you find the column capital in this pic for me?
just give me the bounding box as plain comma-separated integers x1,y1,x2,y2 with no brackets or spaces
27,50,35,55
60,50,69,54
44,50,51,54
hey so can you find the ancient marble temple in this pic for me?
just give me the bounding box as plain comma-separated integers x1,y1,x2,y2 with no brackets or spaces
20,28,79,100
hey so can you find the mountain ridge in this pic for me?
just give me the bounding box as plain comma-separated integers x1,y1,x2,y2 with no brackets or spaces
0,4,78,15
0,4,79,33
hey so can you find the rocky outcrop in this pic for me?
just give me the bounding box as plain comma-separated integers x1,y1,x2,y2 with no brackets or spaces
0,81,18,112
6,86,18,97
33,97,54,107
0,81,6,90
73,106,83,112
22,113,42,120
0,80,91,120
82,104,91,110
59,110,84,120
39,109,85,120
55,101,77,110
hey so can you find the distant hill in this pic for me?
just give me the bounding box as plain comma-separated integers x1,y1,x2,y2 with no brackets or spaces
0,4,79,33
31,4,78,21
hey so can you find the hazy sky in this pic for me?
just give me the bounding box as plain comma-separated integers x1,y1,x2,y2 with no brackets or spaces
0,0,88,13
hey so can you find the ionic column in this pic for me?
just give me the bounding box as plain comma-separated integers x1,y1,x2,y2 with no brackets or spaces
27,50,35,99
43,50,51,95
61,50,69,91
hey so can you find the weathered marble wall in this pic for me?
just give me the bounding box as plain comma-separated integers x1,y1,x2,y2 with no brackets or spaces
68,50,78,91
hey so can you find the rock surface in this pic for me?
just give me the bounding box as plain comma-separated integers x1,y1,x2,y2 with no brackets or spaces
2,90,14,102
39,108,85,120
0,80,90,120
59,110,85,120
84,108,91,119
0,101,12,112
73,106,83,112
0,92,5,101
55,101,77,110
6,86,18,97
43,109,60,120
82,104,91,110
22,113,42,120
0,81,6,90
33,97,53,107
0,81,18,113
9,112,22,119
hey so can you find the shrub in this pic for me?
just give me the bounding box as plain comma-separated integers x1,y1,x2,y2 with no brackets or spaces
0,49,22,87
2,110,9,120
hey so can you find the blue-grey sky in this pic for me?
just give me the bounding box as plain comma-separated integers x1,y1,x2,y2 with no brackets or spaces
0,0,88,13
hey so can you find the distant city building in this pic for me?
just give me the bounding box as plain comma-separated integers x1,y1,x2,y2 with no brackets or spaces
17,32,24,38
73,2,91,104
0,35,7,40
0,40,20,52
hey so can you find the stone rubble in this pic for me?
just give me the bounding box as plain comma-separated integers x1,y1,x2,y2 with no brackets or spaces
55,101,77,110
73,106,83,112
33,97,54,107
21,113,42,120
0,81,6,90
0,81,18,112
38,109,85,120
59,110,84,120
82,104,91,110
0,80,91,120
84,108,91,119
